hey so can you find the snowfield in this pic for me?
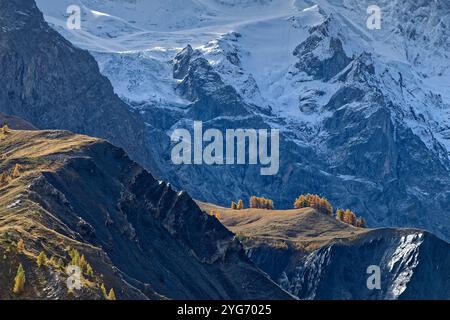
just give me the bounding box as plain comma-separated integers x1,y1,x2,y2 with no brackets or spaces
35,0,450,157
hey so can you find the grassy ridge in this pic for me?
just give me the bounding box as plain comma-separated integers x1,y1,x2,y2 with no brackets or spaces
197,201,369,252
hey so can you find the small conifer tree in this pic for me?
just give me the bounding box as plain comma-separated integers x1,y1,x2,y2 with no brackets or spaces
100,283,108,299
249,196,258,208
17,239,25,252
86,264,94,277
12,163,22,178
12,164,22,178
1,124,10,134
70,249,81,266
336,209,345,222
0,172,10,185
107,288,116,300
49,256,57,266
79,255,87,270
13,264,26,294
36,251,48,267
294,195,308,208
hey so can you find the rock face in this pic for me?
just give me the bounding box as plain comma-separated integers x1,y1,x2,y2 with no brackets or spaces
201,203,450,300
0,129,291,300
0,0,156,173
251,230,450,300
174,46,250,121
293,17,352,82
133,38,450,241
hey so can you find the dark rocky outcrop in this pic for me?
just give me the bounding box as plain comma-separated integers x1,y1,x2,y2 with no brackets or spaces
0,0,154,171
293,18,352,81
250,229,450,300
207,204,450,300
0,129,291,300
174,47,249,121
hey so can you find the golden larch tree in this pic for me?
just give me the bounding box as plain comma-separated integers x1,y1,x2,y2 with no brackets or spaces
36,251,48,267
13,264,26,295
108,288,116,300
17,239,25,252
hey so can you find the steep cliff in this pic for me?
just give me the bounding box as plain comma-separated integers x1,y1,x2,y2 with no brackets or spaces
199,202,450,300
0,129,291,300
0,0,158,175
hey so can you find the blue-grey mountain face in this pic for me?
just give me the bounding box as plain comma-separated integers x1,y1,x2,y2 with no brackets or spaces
257,230,450,300
20,0,450,242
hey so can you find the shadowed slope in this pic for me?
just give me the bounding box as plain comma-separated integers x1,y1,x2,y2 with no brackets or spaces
0,130,291,300
198,202,450,300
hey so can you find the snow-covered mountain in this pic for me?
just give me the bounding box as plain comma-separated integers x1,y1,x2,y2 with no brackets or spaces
35,0,450,240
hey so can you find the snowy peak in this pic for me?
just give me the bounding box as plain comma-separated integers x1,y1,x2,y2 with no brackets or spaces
293,16,352,82
174,45,251,120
